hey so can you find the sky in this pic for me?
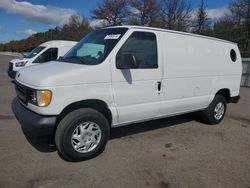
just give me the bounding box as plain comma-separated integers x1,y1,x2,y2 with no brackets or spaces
0,0,234,43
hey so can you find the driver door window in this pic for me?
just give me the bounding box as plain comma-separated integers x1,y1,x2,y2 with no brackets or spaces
116,32,158,69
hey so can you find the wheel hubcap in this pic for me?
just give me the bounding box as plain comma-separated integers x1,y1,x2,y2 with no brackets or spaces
71,121,101,153
214,102,225,120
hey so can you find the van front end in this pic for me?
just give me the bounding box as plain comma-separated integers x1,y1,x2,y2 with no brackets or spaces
12,80,57,136
8,59,29,79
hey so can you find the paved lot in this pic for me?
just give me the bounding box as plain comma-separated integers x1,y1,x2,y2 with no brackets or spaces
0,54,250,188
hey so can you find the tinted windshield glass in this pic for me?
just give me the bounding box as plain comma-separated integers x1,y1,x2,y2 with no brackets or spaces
62,28,128,65
25,46,46,58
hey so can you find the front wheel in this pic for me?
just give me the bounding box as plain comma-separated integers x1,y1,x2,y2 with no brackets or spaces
202,95,227,125
55,108,110,161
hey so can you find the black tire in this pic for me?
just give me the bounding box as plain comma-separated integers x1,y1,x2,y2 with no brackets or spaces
202,95,227,125
55,108,110,161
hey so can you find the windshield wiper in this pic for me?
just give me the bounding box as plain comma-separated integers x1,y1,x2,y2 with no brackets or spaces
61,56,96,65
61,57,87,64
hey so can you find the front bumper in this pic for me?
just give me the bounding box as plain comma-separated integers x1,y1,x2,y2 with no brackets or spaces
12,98,57,136
8,69,16,79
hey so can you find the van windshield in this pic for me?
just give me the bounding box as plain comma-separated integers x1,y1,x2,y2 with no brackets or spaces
25,46,46,58
62,28,128,65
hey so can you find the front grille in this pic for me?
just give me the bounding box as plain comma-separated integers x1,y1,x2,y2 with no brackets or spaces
15,82,27,104
15,82,34,105
15,82,35,104
9,62,13,71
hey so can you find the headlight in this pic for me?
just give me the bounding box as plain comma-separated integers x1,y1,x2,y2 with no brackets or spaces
28,90,52,107
15,61,28,67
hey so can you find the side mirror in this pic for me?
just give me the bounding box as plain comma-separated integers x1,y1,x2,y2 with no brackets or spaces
58,56,63,60
116,54,137,69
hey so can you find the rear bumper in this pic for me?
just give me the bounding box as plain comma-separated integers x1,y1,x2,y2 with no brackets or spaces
7,69,16,79
12,98,57,136
229,95,240,103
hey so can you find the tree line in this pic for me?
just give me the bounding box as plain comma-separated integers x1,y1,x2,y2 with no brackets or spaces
0,0,249,57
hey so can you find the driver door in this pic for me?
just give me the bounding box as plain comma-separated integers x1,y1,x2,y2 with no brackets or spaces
111,31,162,125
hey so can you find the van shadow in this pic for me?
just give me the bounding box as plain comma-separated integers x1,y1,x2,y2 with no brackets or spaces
121,69,132,84
21,112,201,153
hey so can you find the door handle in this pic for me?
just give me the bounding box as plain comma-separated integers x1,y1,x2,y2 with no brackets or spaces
157,81,161,94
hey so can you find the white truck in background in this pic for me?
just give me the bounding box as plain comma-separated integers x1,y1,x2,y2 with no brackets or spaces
12,26,242,161
8,40,77,78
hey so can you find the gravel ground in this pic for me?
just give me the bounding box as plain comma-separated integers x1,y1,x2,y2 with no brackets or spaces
0,54,250,188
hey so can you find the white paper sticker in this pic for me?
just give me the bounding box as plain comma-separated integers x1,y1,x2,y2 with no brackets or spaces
104,34,121,40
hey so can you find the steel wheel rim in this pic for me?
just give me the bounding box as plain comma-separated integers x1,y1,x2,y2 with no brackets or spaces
71,121,101,153
214,102,225,120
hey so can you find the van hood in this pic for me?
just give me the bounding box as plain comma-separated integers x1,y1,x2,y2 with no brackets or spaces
16,61,108,88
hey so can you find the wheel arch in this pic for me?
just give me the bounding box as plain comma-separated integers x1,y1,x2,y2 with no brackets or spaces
215,88,231,103
56,99,113,130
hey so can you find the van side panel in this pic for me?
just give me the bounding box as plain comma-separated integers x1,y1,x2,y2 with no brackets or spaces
159,31,242,116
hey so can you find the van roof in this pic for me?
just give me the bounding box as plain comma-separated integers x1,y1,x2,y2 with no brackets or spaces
107,25,236,45
40,40,77,47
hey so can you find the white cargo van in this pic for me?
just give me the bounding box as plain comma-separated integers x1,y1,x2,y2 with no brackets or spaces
12,26,242,161
8,40,77,78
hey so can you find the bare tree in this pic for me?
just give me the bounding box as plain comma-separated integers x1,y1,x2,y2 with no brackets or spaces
160,0,193,31
91,0,127,26
194,0,209,34
128,0,160,26
229,1,245,25
62,15,91,40
230,0,250,29
68,15,89,28
229,0,250,56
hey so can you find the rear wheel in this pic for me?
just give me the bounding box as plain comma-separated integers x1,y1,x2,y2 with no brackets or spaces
55,108,110,161
202,95,227,125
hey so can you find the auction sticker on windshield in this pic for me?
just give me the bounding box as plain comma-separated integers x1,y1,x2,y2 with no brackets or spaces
104,34,121,40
